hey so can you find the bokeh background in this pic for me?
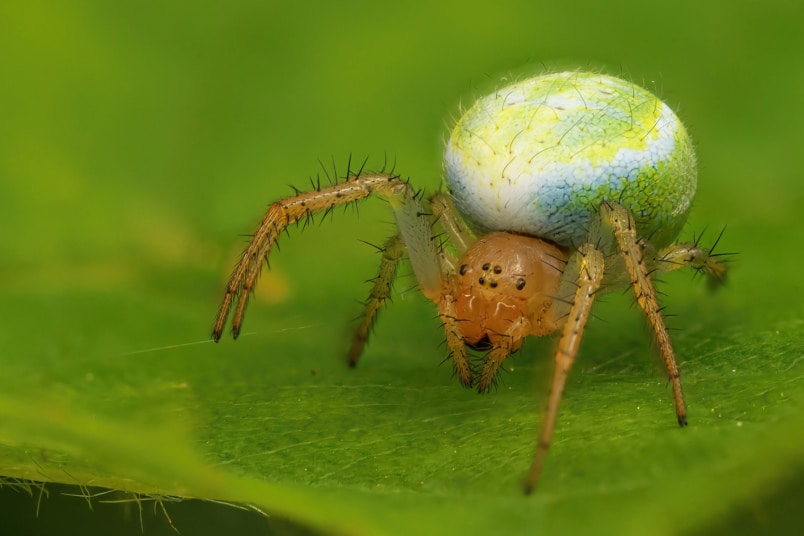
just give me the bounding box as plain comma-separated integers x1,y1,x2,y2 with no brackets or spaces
1,1,802,534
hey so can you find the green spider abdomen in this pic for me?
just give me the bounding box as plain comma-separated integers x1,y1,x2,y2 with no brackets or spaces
444,71,697,248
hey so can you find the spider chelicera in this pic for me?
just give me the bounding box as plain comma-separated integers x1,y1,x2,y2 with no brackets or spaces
212,71,727,492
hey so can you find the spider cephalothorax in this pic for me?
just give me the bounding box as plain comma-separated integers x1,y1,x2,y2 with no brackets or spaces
453,232,565,354
212,71,727,492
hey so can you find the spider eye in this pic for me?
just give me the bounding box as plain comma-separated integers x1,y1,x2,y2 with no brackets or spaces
460,264,469,275
482,263,491,271
493,265,502,274
516,278,526,290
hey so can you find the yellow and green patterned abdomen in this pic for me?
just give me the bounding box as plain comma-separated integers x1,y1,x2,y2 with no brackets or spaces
444,71,697,248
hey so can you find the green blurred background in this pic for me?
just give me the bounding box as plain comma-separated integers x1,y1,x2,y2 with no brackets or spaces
1,0,802,534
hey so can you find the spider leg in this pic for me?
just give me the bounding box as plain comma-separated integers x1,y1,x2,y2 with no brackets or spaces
651,239,728,286
438,294,473,388
422,193,484,386
600,202,688,427
348,233,405,366
212,173,444,341
525,244,604,493
429,193,475,257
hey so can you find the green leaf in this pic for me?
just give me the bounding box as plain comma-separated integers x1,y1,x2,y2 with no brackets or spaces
1,1,802,534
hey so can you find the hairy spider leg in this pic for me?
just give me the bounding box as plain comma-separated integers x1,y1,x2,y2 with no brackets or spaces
429,193,482,387
476,316,532,392
349,193,477,381
652,241,728,285
429,193,475,256
212,174,445,341
348,233,405,367
438,293,474,388
384,183,445,300
370,180,482,383
601,202,688,427
525,243,605,493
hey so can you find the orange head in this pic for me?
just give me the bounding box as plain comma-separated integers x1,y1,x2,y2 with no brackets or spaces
453,232,567,349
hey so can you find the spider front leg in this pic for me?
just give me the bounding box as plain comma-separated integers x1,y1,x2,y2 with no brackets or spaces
525,244,604,493
212,172,445,341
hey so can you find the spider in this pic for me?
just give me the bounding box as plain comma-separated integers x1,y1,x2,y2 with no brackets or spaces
212,71,727,493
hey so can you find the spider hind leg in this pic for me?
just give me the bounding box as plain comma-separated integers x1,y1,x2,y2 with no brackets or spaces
600,202,688,426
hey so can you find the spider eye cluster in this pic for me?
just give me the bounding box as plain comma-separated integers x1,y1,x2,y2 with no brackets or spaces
459,261,527,292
